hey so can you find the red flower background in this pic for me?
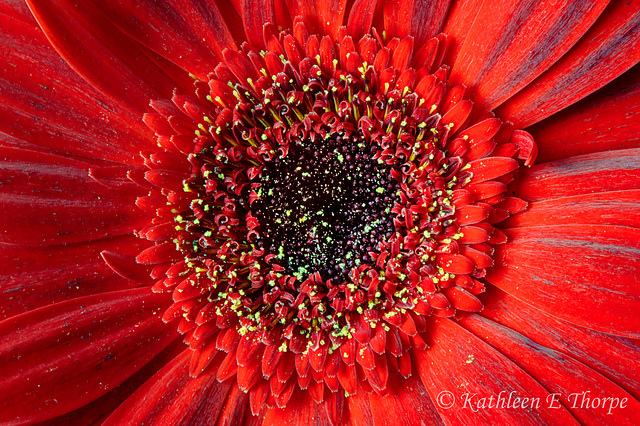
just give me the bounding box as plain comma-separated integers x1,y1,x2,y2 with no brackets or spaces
1,0,640,424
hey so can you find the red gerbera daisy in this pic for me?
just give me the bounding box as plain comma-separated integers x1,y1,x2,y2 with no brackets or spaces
1,0,639,424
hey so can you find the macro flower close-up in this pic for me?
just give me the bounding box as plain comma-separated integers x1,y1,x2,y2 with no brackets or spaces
1,0,640,424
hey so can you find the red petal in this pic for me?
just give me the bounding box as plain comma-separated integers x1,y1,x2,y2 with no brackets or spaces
324,390,345,426
340,339,356,366
85,0,236,80
89,166,148,191
460,118,501,145
482,288,640,400
336,363,358,395
346,390,374,425
144,169,186,191
143,113,174,137
261,344,281,379
530,63,640,163
511,130,537,167
237,357,262,391
391,36,414,73
217,347,239,381
488,225,640,338
0,14,153,163
442,0,484,66
460,245,494,269
383,0,451,47
0,148,148,245
216,385,251,425
441,99,472,134
242,0,275,49
346,0,379,41
368,371,445,425
497,0,640,127
514,148,640,202
442,287,483,312
277,352,296,383
454,205,489,226
451,0,609,112
0,289,175,424
309,343,329,371
362,353,389,393
250,379,270,415
0,1,35,24
0,237,149,318
356,342,376,370
26,0,179,115
460,314,640,424
458,226,490,244
464,139,497,162
36,338,186,426
275,378,296,408
466,181,507,201
236,335,263,367
495,197,527,215
136,242,180,265
452,189,473,207
224,48,261,85
437,253,474,274
415,317,576,424
502,190,640,229
103,349,234,425
351,313,372,344
284,0,348,39
467,157,518,184
263,389,330,424
189,343,222,377
101,250,154,284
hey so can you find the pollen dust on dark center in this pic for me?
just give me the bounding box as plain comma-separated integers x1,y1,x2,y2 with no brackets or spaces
250,130,399,283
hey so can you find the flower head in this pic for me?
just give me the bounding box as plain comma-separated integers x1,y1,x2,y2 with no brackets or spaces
1,0,639,424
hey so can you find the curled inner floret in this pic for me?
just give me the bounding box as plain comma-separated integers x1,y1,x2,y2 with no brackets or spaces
132,18,536,415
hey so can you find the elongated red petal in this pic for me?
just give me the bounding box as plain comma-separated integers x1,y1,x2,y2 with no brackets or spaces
0,236,150,319
346,0,378,41
0,14,154,164
514,148,640,202
25,0,178,115
437,253,474,274
0,148,148,245
467,157,519,184
35,339,187,426
0,1,35,24
102,350,234,425
0,289,175,424
497,0,640,127
482,288,640,400
82,0,236,80
451,0,609,112
530,63,640,163
284,0,347,39
242,0,275,48
488,225,640,338
461,315,640,423
368,372,445,425
502,190,640,229
415,318,577,424
383,0,451,47
442,0,484,66
263,389,331,424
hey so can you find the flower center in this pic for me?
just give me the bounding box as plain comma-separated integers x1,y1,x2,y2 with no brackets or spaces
135,20,535,410
251,131,397,282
